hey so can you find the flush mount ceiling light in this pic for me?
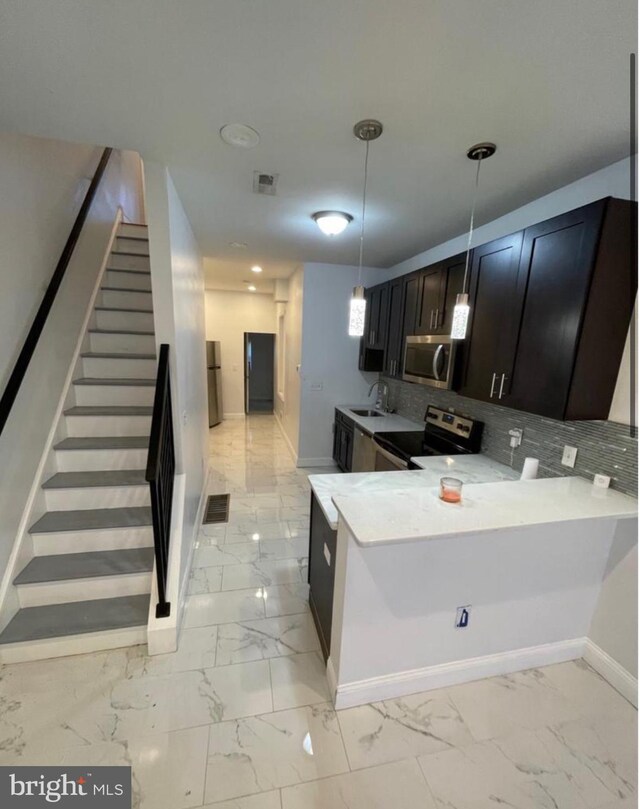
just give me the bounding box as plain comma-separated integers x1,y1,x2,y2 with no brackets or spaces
312,211,353,237
229,241,248,249
450,142,497,340
219,124,260,149
248,285,257,292
349,119,383,337
251,265,263,273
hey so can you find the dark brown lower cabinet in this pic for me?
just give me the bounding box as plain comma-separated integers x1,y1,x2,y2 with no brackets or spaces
308,493,337,661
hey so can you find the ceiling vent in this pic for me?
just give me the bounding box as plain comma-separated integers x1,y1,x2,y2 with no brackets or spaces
253,171,279,196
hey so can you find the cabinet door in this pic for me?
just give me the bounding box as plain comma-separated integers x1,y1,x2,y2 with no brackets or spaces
385,277,405,377
308,493,337,660
414,267,444,334
509,202,605,418
369,283,389,350
436,253,466,334
460,232,526,402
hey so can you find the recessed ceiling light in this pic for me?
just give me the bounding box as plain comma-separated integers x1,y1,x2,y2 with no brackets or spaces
251,265,263,273
248,285,257,292
220,124,260,149
312,211,353,236
229,241,248,249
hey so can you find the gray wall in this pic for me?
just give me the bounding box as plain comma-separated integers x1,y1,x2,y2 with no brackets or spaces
386,378,637,496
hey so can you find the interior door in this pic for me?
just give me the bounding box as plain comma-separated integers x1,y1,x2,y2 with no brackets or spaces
244,332,275,413
459,231,526,402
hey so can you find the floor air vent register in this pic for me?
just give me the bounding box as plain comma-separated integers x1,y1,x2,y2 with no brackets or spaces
203,494,230,524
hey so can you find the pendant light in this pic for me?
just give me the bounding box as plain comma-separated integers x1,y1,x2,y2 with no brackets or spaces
450,142,496,340
349,119,383,337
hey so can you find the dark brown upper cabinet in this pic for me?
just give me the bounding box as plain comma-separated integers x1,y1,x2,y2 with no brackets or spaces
414,266,444,334
434,253,466,335
508,198,635,420
384,276,406,378
359,282,389,372
459,231,527,404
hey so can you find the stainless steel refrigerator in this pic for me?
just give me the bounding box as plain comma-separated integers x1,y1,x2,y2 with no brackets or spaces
206,341,223,427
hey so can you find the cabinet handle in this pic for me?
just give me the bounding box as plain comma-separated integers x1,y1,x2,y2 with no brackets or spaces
490,372,498,398
499,373,506,399
434,308,439,327
430,310,435,330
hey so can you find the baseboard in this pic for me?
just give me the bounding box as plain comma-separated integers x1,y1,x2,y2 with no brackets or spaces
583,638,638,707
297,457,337,468
274,411,298,463
333,637,587,709
222,412,246,420
326,655,338,701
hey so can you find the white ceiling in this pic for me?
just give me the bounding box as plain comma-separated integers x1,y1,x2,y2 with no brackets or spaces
0,0,635,292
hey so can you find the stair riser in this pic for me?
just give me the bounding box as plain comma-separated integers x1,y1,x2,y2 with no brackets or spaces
0,625,147,664
99,289,153,310
17,573,152,608
89,331,156,355
45,485,150,511
119,223,148,239
82,356,157,379
96,309,155,332
32,527,153,555
65,414,152,437
55,447,148,472
115,237,150,255
108,253,150,271
105,270,152,291
74,384,154,407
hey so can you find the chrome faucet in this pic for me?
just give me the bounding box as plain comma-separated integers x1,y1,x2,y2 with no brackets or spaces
368,379,391,413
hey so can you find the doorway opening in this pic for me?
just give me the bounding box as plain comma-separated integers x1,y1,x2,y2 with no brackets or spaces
244,332,275,414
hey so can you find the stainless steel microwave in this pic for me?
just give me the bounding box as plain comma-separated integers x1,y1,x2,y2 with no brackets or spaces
403,335,457,390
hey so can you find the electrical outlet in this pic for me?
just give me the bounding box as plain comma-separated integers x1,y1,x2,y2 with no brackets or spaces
508,428,523,448
455,606,471,629
561,445,577,468
594,474,611,488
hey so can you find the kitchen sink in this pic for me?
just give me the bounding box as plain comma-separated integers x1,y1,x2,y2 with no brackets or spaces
350,409,385,417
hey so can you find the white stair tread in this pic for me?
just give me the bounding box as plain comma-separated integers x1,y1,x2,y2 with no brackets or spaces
74,377,156,386
55,436,149,450
14,548,154,585
30,506,152,534
104,268,151,275
0,595,150,645
89,328,155,336
43,470,147,489
64,405,153,416
95,305,154,314
81,352,156,360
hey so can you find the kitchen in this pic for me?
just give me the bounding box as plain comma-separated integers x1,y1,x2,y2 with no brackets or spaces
305,187,637,709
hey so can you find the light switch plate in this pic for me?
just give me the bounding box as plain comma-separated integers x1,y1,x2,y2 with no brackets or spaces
561,445,577,468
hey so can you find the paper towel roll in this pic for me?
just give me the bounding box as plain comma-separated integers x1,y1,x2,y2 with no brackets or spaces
521,457,539,480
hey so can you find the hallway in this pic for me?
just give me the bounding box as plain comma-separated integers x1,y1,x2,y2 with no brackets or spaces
0,415,635,808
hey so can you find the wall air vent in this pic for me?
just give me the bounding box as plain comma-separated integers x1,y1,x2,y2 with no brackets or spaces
253,171,279,196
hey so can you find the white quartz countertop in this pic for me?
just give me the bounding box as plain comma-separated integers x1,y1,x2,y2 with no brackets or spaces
336,405,423,435
332,476,638,547
309,454,518,530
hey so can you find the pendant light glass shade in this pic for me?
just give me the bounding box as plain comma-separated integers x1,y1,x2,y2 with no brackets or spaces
450,292,470,339
348,286,366,337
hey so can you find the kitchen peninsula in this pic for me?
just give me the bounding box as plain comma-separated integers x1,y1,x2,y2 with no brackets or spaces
308,467,637,710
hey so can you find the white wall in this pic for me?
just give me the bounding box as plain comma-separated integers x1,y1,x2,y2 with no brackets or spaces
0,141,144,597
297,263,389,465
276,267,304,458
389,156,636,427
144,163,209,594
205,290,276,418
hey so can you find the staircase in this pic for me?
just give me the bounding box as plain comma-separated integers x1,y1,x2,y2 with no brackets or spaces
0,223,157,662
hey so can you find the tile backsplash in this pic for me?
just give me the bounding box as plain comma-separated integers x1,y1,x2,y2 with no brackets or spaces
385,377,638,497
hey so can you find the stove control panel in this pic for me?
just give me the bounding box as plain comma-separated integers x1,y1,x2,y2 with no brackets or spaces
425,405,477,438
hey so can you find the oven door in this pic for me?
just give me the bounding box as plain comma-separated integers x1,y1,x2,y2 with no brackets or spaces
403,335,456,389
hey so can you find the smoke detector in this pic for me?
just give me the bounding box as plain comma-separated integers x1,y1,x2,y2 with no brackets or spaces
220,124,260,149
253,172,279,196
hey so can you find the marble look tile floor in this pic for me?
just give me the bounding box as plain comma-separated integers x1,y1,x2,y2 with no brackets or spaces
0,416,636,808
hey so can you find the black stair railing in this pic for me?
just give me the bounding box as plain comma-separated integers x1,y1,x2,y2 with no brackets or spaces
0,146,113,437
146,344,176,618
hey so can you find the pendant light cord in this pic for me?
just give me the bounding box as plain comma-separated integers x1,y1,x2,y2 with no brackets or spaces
357,138,370,286
461,155,484,295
